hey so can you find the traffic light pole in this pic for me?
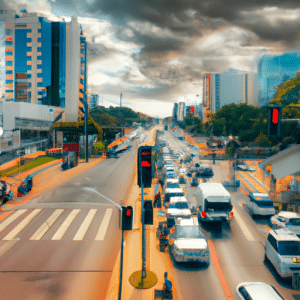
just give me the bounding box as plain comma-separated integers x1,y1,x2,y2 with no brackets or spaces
118,229,124,300
141,182,147,279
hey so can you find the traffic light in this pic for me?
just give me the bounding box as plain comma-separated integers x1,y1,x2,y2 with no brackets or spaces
143,200,153,225
121,206,133,230
268,106,282,136
137,146,152,188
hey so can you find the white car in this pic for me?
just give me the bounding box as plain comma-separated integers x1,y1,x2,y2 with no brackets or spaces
270,211,300,238
236,282,284,300
249,192,275,218
265,228,300,278
167,197,191,219
168,218,210,264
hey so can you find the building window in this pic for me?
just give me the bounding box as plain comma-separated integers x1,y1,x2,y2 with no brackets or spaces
26,56,32,61
37,73,43,78
5,40,13,46
5,51,13,56
27,74,31,79
37,64,42,69
6,61,13,66
37,82,43,87
5,29,12,35
6,70,13,74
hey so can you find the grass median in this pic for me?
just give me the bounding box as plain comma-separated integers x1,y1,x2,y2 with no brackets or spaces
1,156,59,177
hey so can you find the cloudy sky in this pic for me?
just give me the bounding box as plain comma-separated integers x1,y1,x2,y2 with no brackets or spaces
2,0,300,117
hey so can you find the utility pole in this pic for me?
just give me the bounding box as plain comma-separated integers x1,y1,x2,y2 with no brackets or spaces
120,92,122,107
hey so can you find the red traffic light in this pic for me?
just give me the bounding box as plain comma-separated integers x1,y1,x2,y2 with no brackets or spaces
141,160,151,167
272,108,279,124
141,150,151,156
126,208,132,217
190,106,195,111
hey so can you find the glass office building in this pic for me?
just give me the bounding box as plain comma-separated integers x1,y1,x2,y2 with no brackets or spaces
258,52,300,106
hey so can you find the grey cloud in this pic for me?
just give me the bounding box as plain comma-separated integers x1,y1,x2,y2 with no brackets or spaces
87,43,122,63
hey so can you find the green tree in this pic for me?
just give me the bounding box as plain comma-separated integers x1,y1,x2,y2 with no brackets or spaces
270,72,300,106
255,133,271,147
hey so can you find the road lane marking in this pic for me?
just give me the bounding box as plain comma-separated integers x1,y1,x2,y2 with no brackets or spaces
52,209,80,240
73,209,97,241
208,240,234,300
0,210,27,233
95,208,113,241
30,209,64,240
0,239,19,257
3,209,41,240
233,208,255,241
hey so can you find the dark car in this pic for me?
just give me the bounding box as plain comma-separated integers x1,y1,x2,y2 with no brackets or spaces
191,177,198,186
197,164,214,177
179,176,185,184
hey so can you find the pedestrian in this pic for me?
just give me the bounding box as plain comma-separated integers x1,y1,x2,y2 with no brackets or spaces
157,191,161,208
154,192,159,208
163,272,172,299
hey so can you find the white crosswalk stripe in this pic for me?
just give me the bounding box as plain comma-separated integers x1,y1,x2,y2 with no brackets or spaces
0,208,114,242
0,209,27,233
95,208,113,241
30,209,64,240
3,209,42,241
73,209,97,241
52,209,81,240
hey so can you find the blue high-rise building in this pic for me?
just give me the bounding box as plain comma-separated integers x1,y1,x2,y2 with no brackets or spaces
258,52,300,106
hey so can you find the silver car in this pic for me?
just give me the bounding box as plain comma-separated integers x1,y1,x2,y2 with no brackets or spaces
270,211,300,238
169,221,209,264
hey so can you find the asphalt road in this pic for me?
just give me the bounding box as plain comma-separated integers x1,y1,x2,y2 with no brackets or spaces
0,142,138,300
160,130,300,300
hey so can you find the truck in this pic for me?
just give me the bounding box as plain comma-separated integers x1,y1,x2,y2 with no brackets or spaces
195,182,233,224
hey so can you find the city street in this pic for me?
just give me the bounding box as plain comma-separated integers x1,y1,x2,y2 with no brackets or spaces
0,141,138,299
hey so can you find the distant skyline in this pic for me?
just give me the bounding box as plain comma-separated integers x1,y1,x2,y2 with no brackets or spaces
1,0,300,117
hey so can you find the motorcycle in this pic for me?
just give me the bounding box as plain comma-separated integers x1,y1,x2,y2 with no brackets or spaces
0,180,13,204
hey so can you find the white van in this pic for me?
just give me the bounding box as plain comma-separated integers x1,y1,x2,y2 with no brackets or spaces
265,228,300,278
249,192,275,218
195,182,233,223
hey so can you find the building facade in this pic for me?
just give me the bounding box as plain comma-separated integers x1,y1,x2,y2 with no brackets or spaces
258,52,300,106
177,102,185,122
203,69,259,122
0,10,86,155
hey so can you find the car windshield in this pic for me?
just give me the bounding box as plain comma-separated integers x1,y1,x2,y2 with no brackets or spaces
175,226,205,239
169,202,189,209
255,200,274,207
205,199,232,211
288,218,300,226
167,183,180,188
278,241,300,256
166,173,176,178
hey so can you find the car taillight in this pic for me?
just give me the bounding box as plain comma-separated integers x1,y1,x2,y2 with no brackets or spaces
229,211,234,217
62,158,65,163
201,211,206,218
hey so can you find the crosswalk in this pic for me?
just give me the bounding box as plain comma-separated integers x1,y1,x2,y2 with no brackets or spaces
0,208,114,242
